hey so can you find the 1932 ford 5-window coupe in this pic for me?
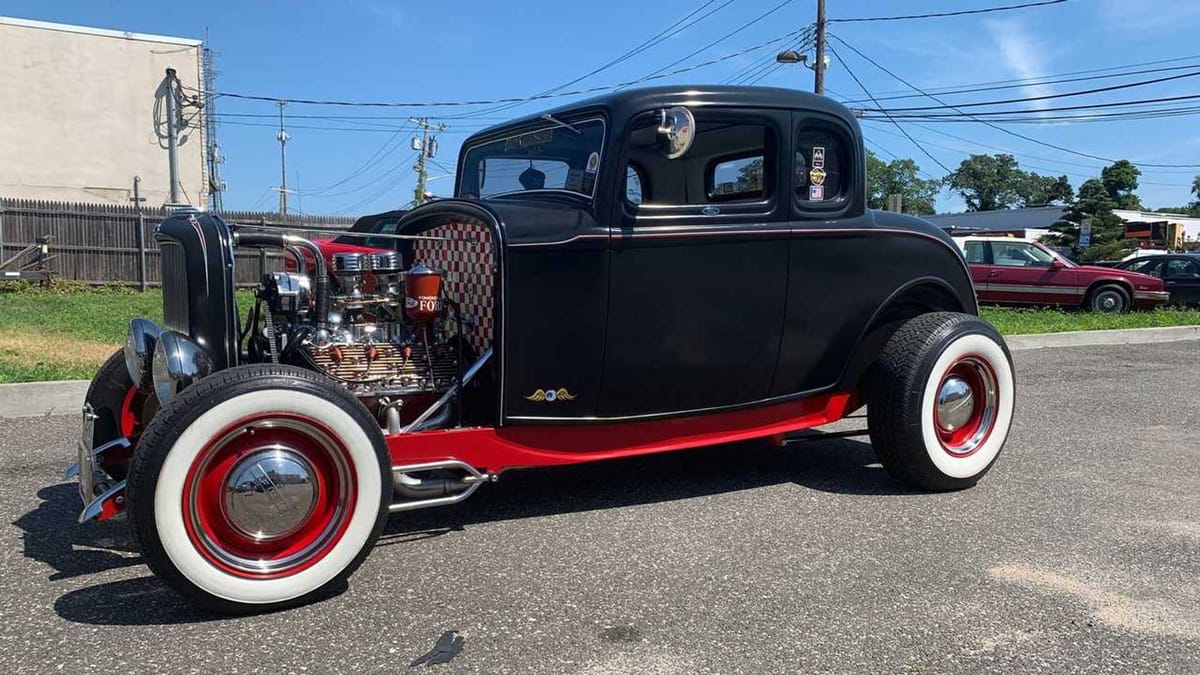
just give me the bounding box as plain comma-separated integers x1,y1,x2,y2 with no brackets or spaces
65,86,1015,613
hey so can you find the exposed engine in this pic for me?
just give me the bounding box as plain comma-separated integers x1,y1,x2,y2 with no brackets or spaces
251,249,469,408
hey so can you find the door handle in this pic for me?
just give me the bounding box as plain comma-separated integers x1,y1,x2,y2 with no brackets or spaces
988,270,1002,277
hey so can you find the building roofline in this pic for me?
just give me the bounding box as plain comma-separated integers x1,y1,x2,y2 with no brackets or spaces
0,16,202,46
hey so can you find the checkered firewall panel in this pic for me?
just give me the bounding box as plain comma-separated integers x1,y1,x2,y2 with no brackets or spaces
410,221,496,356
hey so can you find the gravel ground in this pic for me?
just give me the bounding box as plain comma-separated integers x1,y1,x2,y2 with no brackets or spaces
0,342,1196,674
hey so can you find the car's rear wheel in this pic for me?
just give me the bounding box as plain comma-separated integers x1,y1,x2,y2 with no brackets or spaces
126,364,390,614
867,312,1015,491
1087,284,1129,313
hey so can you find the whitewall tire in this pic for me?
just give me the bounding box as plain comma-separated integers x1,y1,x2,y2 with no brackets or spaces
868,312,1015,491
127,365,390,614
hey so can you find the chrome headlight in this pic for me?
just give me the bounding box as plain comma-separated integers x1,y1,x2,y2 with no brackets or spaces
152,331,213,404
124,319,162,392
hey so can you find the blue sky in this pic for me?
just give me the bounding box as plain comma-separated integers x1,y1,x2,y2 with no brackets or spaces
6,0,1200,215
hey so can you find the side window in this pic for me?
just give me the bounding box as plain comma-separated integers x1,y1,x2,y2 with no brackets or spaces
1165,259,1200,277
625,164,644,205
1127,258,1163,276
991,242,1037,267
623,111,776,209
709,155,764,200
795,125,850,204
963,241,987,264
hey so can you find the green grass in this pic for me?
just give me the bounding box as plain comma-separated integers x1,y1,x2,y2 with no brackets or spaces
980,306,1200,335
0,283,254,383
2,284,1199,383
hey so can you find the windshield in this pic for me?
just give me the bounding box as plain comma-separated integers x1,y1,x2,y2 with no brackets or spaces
1033,241,1077,267
457,118,606,199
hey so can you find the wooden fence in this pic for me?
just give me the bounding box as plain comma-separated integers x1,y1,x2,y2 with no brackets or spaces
0,198,357,288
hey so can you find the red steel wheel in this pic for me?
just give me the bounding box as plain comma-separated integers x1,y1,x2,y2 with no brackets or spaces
932,356,999,458
181,414,356,578
127,364,390,614
868,312,1015,492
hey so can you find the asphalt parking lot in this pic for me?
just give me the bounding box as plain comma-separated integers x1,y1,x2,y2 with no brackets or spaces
1,341,1197,674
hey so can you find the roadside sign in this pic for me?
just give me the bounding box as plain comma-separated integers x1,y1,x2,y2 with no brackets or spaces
1080,218,1092,247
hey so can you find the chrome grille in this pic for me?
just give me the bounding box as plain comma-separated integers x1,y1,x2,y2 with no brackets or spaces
160,242,189,332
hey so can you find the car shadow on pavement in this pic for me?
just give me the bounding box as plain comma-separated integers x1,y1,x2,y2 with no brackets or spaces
381,433,917,541
13,484,142,581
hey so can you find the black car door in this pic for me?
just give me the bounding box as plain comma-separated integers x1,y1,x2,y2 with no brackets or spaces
599,107,792,419
1163,257,1200,306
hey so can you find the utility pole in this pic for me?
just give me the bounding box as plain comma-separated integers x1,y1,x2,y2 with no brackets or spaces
410,117,444,207
131,176,148,290
202,42,225,211
164,68,182,203
276,101,291,216
813,0,826,94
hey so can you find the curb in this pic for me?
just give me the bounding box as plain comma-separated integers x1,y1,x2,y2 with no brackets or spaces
1,326,1198,418
1006,325,1200,351
0,380,89,419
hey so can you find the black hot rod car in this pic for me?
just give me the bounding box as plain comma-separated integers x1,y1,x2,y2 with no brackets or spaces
65,86,1014,613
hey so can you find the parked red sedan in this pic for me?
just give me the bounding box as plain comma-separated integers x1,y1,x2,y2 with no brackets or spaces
954,237,1169,312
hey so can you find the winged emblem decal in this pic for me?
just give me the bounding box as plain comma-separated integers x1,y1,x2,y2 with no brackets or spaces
524,388,577,402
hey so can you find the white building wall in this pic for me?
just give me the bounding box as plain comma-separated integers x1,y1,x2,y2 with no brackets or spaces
0,17,206,206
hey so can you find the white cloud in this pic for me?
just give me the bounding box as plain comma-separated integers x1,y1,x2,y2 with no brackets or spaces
1096,0,1200,35
985,18,1053,113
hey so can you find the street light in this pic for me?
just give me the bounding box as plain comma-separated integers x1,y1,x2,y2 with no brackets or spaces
775,50,807,65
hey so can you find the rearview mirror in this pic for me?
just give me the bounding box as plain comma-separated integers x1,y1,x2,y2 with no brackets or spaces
1052,259,1066,269
657,106,695,159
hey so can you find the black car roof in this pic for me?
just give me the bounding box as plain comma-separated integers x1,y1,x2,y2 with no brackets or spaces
466,85,858,143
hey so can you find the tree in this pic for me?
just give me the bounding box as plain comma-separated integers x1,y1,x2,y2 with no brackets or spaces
1047,178,1129,261
944,154,1072,211
1019,173,1073,207
1193,174,1200,205
864,151,939,215
945,154,1024,211
1100,159,1142,210
734,158,763,194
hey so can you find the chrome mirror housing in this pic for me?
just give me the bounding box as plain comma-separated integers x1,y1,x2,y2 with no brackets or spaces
657,106,696,159
152,330,213,404
124,318,163,392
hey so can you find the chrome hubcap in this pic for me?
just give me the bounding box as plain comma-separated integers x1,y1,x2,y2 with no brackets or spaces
223,447,318,540
935,376,975,432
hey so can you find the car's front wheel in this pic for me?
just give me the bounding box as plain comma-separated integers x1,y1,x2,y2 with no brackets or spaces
867,312,1015,491
126,364,390,614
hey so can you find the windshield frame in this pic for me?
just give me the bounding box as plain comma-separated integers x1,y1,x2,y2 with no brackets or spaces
456,115,608,201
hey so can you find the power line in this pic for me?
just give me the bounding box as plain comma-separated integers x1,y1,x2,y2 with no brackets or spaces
838,54,1200,102
185,30,803,110
858,69,1200,113
457,0,738,119
829,34,1200,169
838,61,1200,105
831,0,1067,23
826,45,951,173
634,0,799,82
297,121,413,195
865,94,1200,119
861,121,1190,187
